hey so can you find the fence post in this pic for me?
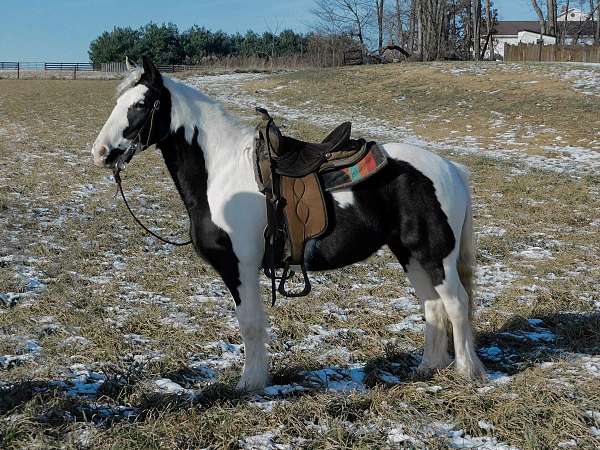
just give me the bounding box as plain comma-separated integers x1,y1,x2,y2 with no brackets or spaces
17,62,20,79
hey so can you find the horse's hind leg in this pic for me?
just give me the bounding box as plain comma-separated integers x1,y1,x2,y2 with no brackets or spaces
404,258,452,372
435,252,486,379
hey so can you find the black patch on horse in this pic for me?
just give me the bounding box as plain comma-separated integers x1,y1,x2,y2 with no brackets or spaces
306,159,455,286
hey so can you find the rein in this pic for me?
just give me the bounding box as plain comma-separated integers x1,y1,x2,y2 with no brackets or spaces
112,99,192,247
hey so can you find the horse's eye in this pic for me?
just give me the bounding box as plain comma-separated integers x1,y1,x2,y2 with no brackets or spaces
134,102,145,109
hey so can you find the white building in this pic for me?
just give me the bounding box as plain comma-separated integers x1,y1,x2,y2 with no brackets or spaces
558,7,590,22
490,18,595,59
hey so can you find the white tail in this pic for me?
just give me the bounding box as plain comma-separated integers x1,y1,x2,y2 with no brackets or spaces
453,163,476,319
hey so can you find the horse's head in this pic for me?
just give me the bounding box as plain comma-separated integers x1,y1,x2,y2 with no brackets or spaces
92,56,170,169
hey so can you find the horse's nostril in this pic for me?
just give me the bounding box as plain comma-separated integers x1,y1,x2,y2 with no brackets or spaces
98,145,109,157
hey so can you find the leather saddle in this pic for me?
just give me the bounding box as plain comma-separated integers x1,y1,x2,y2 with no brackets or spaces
254,108,367,303
256,108,367,178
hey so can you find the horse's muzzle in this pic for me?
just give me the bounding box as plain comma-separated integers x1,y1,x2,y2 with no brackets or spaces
92,144,126,168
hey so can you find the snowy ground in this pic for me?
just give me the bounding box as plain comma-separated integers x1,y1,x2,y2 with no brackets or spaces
1,63,599,448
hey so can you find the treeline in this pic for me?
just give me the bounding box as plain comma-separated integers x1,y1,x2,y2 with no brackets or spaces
89,23,310,64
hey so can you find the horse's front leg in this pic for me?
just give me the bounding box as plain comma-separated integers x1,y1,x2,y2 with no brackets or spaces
235,262,269,391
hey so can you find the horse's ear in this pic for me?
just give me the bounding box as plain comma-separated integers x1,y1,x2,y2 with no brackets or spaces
125,56,136,71
142,56,162,88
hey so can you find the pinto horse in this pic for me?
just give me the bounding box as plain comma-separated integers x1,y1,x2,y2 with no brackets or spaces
92,57,486,390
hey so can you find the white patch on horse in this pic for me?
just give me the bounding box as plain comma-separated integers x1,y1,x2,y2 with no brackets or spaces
332,190,354,208
91,84,148,164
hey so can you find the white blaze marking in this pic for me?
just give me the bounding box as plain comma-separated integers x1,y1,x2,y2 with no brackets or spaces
92,84,148,162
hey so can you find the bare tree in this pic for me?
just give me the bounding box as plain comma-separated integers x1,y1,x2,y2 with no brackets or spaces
547,0,558,36
485,0,494,59
561,0,570,43
312,0,372,48
415,0,448,60
472,0,482,60
531,0,547,35
376,0,386,52
597,0,600,43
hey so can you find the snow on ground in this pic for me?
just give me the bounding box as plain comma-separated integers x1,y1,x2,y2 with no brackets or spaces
561,68,600,97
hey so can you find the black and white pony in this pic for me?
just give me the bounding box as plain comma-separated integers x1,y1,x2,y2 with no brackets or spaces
92,57,486,390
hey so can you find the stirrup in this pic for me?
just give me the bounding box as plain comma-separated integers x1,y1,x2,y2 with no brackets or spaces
277,263,312,298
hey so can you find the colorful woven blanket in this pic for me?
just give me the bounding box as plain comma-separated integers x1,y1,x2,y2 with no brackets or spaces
320,143,388,192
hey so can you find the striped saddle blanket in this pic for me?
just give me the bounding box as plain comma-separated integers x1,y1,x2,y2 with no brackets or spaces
319,142,388,192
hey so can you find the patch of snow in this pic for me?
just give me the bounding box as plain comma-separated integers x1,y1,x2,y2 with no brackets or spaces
514,246,553,260
238,428,291,450
59,364,107,396
478,226,507,237
154,378,185,394
478,420,496,431
557,439,578,448
387,426,422,446
479,345,503,362
477,263,520,304
263,383,307,397
303,365,366,392
387,314,425,333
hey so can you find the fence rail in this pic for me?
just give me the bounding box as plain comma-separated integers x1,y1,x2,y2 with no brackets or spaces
1,54,351,80
0,61,101,79
99,62,208,73
505,43,600,63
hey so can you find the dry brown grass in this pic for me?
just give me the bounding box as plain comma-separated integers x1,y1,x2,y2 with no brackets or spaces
1,64,599,449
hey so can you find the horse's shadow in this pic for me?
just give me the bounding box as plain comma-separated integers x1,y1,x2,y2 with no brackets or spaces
474,311,600,374
2,312,598,424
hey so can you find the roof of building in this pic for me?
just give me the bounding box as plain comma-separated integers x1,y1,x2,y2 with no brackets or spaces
493,20,595,37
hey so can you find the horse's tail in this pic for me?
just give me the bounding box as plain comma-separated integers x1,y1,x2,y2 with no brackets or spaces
453,163,476,320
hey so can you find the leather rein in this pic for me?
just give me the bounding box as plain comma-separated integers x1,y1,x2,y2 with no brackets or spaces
112,99,192,247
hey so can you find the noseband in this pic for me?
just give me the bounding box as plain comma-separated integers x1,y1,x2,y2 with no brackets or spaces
112,98,192,247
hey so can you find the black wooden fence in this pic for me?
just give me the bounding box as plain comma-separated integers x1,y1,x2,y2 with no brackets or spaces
1,61,209,79
0,62,97,79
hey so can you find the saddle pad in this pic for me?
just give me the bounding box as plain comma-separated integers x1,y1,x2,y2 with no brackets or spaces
319,142,388,192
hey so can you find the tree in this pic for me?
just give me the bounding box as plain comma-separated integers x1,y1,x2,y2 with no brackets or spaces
415,0,449,60
547,0,557,37
312,0,372,47
472,0,482,60
531,0,546,36
134,23,183,65
375,0,385,52
597,0,600,43
88,27,141,64
484,0,495,59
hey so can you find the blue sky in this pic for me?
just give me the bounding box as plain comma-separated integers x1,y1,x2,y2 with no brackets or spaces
0,0,537,61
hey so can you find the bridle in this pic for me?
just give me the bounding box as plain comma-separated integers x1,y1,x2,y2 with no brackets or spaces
111,98,192,247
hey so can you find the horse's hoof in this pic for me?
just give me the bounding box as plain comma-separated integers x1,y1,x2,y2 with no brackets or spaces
456,361,488,381
235,377,268,392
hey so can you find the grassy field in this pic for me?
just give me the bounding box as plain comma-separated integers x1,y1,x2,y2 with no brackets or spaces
1,62,599,449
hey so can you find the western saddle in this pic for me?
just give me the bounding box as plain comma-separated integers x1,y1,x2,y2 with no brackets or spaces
254,107,368,304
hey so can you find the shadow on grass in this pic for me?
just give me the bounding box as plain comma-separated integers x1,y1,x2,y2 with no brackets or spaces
476,311,600,374
1,312,598,424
